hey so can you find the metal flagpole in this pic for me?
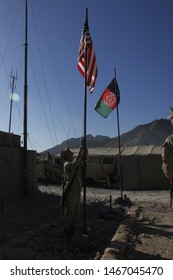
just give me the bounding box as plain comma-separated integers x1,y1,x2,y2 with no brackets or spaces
82,7,88,233
114,67,123,199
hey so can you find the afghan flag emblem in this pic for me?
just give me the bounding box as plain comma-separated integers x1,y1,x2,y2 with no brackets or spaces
95,78,120,118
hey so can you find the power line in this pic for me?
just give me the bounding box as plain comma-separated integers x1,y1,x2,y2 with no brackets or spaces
33,1,77,138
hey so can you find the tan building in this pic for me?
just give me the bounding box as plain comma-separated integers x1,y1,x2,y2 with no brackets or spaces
0,131,37,207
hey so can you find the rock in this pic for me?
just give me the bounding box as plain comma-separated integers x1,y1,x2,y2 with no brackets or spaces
69,230,91,252
114,195,132,207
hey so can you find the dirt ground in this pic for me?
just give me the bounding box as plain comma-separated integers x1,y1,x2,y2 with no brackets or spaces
124,199,173,260
87,186,173,260
0,184,173,260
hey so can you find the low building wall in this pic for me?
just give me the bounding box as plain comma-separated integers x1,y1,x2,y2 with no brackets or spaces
0,147,37,205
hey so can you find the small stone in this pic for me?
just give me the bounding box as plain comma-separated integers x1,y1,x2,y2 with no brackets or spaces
69,230,91,252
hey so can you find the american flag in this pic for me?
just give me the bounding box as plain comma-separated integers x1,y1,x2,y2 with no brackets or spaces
77,18,98,93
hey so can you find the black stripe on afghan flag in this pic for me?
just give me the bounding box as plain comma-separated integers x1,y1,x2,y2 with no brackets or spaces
95,78,120,118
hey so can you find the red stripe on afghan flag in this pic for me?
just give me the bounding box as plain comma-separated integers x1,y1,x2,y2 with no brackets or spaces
95,78,120,118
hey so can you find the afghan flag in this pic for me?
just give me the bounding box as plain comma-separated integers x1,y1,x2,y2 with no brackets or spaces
95,78,120,118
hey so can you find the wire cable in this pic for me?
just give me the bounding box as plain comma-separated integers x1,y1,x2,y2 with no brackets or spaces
33,1,77,138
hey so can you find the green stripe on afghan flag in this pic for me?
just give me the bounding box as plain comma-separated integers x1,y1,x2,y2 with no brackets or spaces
95,99,114,118
95,78,120,118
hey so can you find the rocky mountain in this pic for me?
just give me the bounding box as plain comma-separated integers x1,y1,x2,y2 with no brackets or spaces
107,119,173,147
45,134,112,155
45,119,173,155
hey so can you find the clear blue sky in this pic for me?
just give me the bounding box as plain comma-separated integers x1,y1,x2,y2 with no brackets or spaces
0,0,173,152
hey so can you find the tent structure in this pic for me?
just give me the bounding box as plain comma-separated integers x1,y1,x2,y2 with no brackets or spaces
37,151,53,162
67,145,169,190
37,151,63,184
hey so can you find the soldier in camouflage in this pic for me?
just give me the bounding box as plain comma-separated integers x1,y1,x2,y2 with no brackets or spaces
162,107,173,180
61,143,85,236
161,107,173,207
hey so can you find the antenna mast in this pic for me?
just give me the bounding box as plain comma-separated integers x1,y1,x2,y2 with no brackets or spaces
24,0,28,151
9,71,17,133
23,0,28,196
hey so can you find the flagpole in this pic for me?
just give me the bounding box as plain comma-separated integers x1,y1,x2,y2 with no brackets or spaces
114,67,123,199
78,7,97,232
23,0,28,197
83,7,88,233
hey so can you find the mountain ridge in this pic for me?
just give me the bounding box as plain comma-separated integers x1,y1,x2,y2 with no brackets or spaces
44,119,173,155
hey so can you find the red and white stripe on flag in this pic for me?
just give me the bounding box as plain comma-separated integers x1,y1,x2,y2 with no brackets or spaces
77,20,98,93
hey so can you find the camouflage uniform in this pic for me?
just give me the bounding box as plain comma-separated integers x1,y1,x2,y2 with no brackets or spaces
161,134,173,180
63,153,83,234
